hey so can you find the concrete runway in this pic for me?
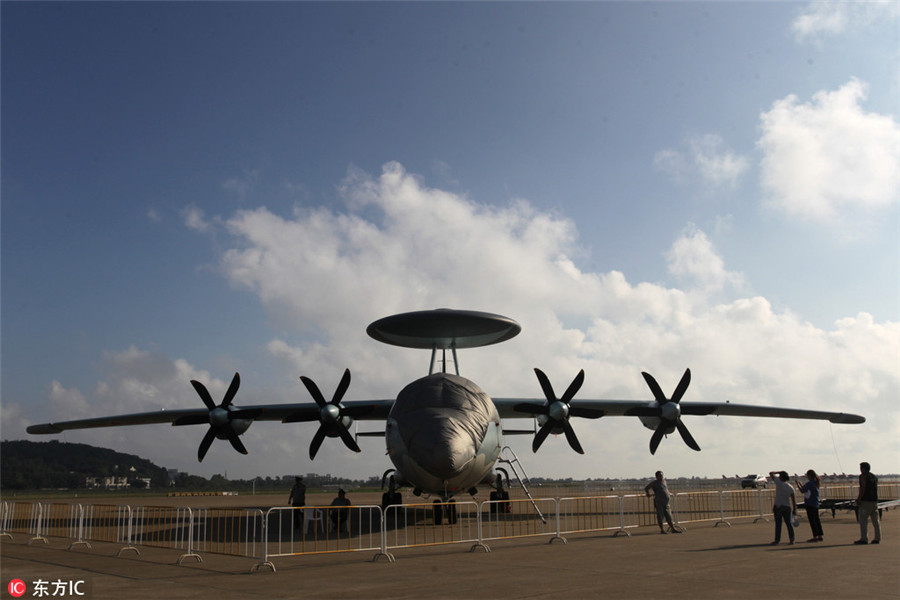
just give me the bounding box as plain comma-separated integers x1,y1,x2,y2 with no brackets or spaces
2,511,897,599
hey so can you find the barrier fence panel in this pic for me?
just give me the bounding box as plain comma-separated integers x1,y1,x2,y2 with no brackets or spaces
39,503,81,543
0,502,8,539
257,505,384,570
673,492,726,528
129,505,199,563
721,489,768,523
880,483,900,499
81,504,137,556
37,503,89,550
620,494,659,532
481,498,559,545
557,495,623,537
822,485,857,501
383,501,479,551
0,502,41,543
192,508,264,559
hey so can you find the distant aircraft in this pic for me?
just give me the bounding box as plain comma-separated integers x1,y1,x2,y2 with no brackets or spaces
28,309,865,501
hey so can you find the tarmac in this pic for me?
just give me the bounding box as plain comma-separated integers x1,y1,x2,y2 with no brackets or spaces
2,506,897,599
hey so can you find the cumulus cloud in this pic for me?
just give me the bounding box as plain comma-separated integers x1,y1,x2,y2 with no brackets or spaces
222,169,260,201
792,1,899,41
654,134,749,189
665,225,745,294
758,79,900,229
182,205,211,232
15,163,898,479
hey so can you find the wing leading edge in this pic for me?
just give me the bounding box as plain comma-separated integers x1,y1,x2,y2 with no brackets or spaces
26,399,395,435
493,398,865,424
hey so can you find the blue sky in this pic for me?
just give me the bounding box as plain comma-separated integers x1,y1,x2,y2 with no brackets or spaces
3,2,898,482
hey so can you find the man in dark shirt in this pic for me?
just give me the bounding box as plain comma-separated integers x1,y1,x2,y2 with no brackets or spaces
288,476,306,531
854,462,881,544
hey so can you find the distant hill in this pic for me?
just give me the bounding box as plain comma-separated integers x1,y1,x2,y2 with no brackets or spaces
1,440,170,489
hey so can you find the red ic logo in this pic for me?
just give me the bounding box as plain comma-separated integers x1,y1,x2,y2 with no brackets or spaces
7,580,26,598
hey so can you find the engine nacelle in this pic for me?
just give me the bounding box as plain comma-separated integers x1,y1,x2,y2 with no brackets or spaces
639,415,675,435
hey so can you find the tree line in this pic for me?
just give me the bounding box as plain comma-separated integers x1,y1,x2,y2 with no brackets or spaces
1,440,170,489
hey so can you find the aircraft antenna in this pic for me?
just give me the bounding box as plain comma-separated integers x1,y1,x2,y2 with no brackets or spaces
828,422,844,475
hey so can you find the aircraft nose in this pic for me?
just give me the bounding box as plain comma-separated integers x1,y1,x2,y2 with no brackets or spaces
422,419,476,479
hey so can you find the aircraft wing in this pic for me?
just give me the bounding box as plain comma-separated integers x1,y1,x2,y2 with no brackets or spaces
26,399,395,435
491,398,865,424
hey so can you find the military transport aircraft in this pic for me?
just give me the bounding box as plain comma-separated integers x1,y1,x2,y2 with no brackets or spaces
27,309,865,500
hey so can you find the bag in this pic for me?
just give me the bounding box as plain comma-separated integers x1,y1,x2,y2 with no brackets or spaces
791,513,799,527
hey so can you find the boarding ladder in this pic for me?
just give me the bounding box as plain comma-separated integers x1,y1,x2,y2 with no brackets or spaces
498,446,546,523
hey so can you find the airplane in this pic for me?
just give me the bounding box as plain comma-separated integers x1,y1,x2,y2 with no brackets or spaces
27,309,866,501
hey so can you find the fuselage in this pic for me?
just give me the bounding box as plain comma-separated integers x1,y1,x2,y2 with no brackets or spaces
385,373,502,497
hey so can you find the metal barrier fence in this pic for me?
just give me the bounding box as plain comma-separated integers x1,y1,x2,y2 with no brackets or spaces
255,505,385,571
557,495,625,537
80,504,135,555
383,501,480,552
193,508,264,560
2,484,895,569
620,494,661,531
481,497,560,544
673,491,725,528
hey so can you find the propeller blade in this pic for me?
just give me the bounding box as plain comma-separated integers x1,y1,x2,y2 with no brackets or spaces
649,425,666,455
562,421,584,454
534,368,557,403
532,421,554,453
198,427,217,462
300,376,328,407
222,372,241,407
337,425,361,453
671,368,691,404
191,380,217,411
676,420,701,451
560,369,585,404
309,427,327,460
226,427,249,455
641,372,667,404
332,368,351,405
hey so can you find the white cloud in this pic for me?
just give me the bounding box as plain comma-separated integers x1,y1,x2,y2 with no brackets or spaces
758,78,900,230
665,224,744,294
654,134,749,189
17,163,899,479
182,205,211,232
222,169,260,201
792,1,899,41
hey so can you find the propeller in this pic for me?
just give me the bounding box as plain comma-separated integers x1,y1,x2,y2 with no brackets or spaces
173,372,261,462
514,368,603,454
641,368,700,455
286,368,368,460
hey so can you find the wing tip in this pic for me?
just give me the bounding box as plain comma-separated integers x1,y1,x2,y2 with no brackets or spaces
27,423,63,434
831,414,866,424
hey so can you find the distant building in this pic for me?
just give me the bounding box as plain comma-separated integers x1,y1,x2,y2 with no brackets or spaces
167,469,180,486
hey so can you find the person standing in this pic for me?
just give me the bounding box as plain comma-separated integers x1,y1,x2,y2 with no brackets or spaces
288,476,307,531
854,462,881,545
329,488,352,533
797,469,823,542
644,471,680,534
769,471,796,545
